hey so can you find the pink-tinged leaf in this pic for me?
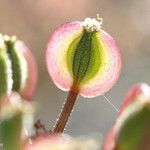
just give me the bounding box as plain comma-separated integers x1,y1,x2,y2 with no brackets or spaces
15,41,38,100
118,83,150,115
103,98,150,150
114,96,150,150
24,134,72,150
46,18,122,97
102,128,116,150
103,85,150,150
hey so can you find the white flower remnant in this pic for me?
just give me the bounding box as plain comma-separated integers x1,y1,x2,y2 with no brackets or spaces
82,15,103,32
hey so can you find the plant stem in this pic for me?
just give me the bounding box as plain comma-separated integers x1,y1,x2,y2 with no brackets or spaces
52,90,78,133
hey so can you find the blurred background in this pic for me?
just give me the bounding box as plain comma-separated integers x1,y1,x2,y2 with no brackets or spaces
0,0,150,141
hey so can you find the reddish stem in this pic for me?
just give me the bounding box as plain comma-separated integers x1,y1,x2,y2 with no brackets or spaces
52,90,78,133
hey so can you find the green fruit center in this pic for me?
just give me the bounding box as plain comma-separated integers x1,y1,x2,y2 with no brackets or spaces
67,30,105,88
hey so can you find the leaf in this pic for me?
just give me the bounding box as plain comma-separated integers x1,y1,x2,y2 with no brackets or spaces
5,39,23,91
67,30,101,88
118,83,150,116
115,99,150,150
0,93,34,150
0,111,22,150
0,38,12,99
46,19,122,97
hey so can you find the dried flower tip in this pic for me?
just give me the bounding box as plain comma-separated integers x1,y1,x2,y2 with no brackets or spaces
3,34,17,42
82,16,103,32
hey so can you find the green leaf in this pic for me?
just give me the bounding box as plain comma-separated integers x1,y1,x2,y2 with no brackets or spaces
116,102,150,150
5,40,22,91
0,93,34,150
67,30,101,87
0,111,22,150
0,40,12,99
0,52,7,98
